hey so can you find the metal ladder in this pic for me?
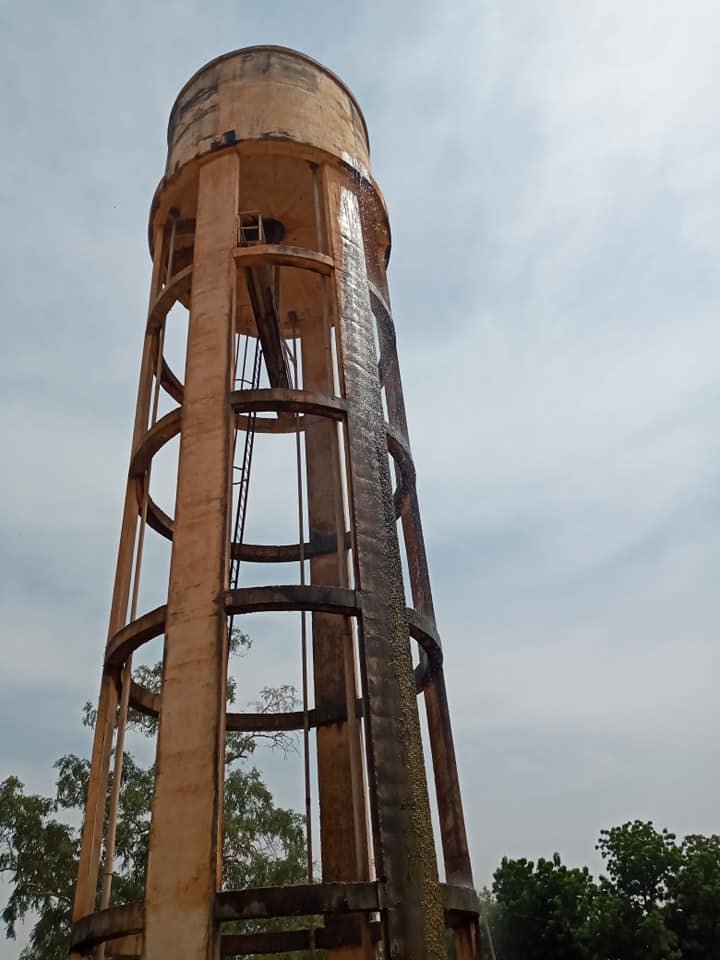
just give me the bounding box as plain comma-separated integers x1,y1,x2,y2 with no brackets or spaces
229,334,262,614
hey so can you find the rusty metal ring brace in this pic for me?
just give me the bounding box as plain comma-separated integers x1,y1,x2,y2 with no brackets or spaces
70,882,479,955
132,398,415,546
144,271,414,525
104,584,441,725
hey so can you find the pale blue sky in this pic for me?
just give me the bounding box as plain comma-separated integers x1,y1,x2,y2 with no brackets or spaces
1,1,719,953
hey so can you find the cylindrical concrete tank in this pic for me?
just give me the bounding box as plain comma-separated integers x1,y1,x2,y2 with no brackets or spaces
166,47,370,175
70,46,480,960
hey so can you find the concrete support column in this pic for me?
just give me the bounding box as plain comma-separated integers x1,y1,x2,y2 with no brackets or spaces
72,225,165,931
326,167,446,960
143,154,238,960
303,282,373,959
374,291,479,957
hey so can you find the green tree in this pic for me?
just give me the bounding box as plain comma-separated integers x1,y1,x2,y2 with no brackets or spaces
490,852,596,960
482,820,720,960
0,633,306,960
0,776,78,960
590,820,682,960
666,833,720,959
595,821,681,913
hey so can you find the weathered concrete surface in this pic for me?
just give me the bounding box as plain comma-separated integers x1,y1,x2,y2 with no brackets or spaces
372,272,481,960
326,168,446,960
303,294,374,958
143,153,237,960
166,47,369,177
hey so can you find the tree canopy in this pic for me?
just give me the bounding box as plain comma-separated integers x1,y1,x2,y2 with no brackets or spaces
482,820,720,960
0,633,307,960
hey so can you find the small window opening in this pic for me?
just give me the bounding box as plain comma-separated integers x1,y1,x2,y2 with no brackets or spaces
237,212,285,246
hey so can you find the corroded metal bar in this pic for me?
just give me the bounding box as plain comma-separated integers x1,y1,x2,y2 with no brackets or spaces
71,902,144,953
127,684,365,731
128,407,182,478
230,531,352,562
146,265,192,331
70,883,479,953
105,604,166,669
224,583,359,616
220,920,382,955
229,387,347,418
215,882,380,921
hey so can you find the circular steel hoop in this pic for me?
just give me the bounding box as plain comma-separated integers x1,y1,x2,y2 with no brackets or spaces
220,919,382,955
146,499,352,565
149,251,338,404
69,882,478,954
70,902,144,953
160,356,184,404
406,606,443,668
224,583,359,617
215,881,379,921
226,698,363,732
114,594,438,717
128,407,182,479
146,496,174,540
229,387,347,419
134,389,348,537
127,681,365,733
215,881,478,923
105,605,166,670
231,530,351,562
69,882,478,953
386,421,415,517
231,243,334,275
368,281,393,330
130,396,409,551
146,265,192,333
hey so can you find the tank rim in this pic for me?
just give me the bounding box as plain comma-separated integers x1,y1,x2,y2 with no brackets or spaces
167,45,370,154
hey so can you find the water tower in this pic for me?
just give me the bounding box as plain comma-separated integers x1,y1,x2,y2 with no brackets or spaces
70,46,480,960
